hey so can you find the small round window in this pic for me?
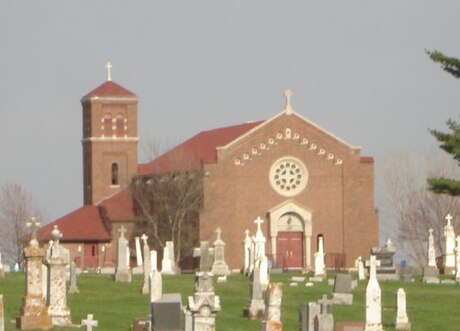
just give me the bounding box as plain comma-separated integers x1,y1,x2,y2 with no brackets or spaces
269,157,308,197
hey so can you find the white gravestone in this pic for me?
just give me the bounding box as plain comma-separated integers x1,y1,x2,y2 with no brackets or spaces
357,256,366,280
211,227,230,276
243,229,252,275
135,236,143,267
141,234,151,294
364,255,383,331
115,226,132,282
455,236,460,282
47,226,72,326
444,213,456,272
149,271,162,303
395,288,410,330
150,250,157,272
81,314,98,331
253,217,269,288
0,252,4,278
314,236,326,277
161,241,176,275
428,228,436,267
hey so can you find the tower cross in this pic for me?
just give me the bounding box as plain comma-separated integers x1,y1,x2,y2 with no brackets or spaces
105,61,113,81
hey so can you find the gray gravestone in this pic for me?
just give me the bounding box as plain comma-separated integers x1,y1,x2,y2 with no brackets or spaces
315,295,334,331
331,274,353,305
211,227,230,276
68,261,79,294
151,293,182,331
141,234,151,294
243,264,265,319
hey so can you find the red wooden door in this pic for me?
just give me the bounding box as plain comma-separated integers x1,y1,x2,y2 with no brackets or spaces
276,232,303,268
84,243,98,268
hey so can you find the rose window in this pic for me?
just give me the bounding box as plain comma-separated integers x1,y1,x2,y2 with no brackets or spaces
269,157,308,197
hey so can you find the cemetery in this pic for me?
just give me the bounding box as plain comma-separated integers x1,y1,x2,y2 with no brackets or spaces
1,216,460,330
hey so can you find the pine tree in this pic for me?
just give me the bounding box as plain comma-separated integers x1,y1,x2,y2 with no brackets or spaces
427,50,460,195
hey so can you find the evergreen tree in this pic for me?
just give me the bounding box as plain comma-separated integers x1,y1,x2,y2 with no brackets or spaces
427,50,460,195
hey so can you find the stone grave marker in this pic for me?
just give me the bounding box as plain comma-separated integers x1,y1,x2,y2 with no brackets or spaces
150,250,157,272
47,226,72,326
141,234,151,294
313,236,326,278
371,238,398,281
315,294,334,331
16,217,53,329
455,236,460,282
299,302,320,331
243,229,252,275
243,263,265,319
364,255,383,331
0,252,4,278
81,314,98,331
115,226,132,282
357,256,366,280
68,261,79,294
135,236,143,267
149,271,162,303
262,282,283,331
211,227,230,276
151,293,182,331
332,274,353,305
187,241,221,331
161,241,176,275
443,213,456,273
395,288,410,330
423,228,439,283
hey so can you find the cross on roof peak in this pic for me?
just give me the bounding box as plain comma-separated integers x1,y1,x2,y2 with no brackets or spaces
284,89,293,114
105,61,112,81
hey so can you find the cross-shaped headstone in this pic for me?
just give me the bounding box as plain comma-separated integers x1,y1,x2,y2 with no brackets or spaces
254,217,264,233
81,314,98,331
118,226,127,239
215,227,222,241
284,89,293,113
446,213,453,226
429,228,433,236
193,241,214,272
26,216,41,246
317,294,331,314
105,61,112,81
365,255,381,280
140,233,148,246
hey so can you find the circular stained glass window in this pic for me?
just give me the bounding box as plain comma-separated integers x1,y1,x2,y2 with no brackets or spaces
269,157,308,197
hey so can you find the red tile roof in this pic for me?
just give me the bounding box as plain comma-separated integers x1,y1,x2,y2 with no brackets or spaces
138,121,263,175
82,80,136,99
99,189,136,222
37,205,111,242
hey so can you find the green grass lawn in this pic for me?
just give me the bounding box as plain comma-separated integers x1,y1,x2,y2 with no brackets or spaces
1,272,459,330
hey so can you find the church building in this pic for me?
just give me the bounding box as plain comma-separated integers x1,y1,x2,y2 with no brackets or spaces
37,71,379,271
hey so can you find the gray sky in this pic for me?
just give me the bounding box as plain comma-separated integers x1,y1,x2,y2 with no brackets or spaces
1,1,460,224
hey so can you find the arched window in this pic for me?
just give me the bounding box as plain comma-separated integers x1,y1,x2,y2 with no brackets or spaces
111,163,119,186
115,114,124,137
103,114,112,137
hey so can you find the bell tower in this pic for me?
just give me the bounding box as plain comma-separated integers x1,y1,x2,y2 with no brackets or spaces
81,62,138,205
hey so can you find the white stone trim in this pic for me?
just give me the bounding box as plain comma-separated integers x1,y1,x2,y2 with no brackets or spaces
82,137,139,142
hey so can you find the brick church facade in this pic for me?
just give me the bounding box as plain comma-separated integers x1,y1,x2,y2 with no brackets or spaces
37,77,379,271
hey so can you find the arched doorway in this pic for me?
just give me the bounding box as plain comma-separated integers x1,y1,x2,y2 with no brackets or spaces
268,200,312,270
